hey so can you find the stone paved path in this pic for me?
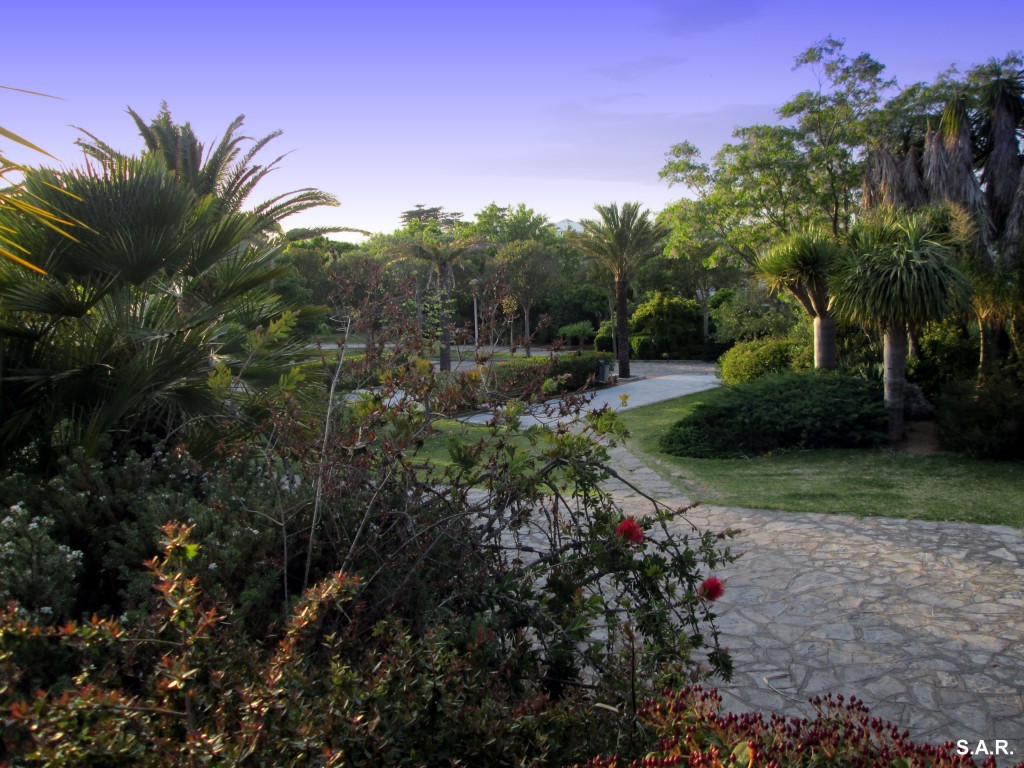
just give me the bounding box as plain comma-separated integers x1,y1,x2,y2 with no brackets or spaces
606,442,1024,763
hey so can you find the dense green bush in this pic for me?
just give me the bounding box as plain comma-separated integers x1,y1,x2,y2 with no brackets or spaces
908,319,980,399
559,320,597,348
550,351,615,389
629,292,704,359
659,373,887,458
545,283,607,331
937,371,1024,459
0,528,625,767
708,288,797,344
717,338,804,385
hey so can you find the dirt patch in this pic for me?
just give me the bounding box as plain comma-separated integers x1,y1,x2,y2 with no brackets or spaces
900,420,943,455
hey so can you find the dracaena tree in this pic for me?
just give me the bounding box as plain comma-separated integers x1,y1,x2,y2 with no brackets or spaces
757,227,843,369
571,203,667,379
832,210,970,442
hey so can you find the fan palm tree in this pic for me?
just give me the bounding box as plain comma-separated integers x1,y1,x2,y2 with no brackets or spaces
572,202,668,378
76,104,336,235
832,211,970,442
757,227,842,369
0,156,305,468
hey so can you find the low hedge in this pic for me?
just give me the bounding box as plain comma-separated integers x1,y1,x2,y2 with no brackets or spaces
659,372,887,458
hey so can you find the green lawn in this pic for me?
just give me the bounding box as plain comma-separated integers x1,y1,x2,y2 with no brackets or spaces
617,392,1024,528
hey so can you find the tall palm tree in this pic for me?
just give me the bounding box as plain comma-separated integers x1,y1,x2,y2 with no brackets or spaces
572,202,667,378
832,211,970,442
757,227,842,369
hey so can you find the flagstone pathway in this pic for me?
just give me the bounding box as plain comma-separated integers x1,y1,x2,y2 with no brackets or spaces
605,440,1024,764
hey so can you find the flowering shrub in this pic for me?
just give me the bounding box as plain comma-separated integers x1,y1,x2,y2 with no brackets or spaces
698,577,724,602
575,686,1020,768
0,502,83,620
615,517,645,544
0,526,661,766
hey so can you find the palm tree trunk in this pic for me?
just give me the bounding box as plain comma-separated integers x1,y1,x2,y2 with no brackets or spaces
883,326,907,444
978,317,999,376
615,274,630,378
813,314,837,370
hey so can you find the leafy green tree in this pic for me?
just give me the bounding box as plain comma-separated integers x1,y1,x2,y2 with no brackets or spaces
572,203,668,378
832,211,970,442
471,202,556,245
494,239,557,355
657,198,744,339
757,227,843,369
780,39,894,234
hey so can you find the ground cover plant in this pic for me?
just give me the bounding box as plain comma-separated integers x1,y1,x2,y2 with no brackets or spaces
619,391,1024,526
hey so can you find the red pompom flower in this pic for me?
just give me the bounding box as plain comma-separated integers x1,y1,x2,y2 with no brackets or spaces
698,576,724,601
615,517,644,544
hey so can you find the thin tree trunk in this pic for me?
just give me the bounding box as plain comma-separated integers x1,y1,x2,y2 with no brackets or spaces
813,314,837,370
523,305,532,357
615,274,630,378
439,264,453,372
883,326,907,444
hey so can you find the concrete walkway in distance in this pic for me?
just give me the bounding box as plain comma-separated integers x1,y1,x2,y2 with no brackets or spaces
586,362,1024,765
461,360,720,426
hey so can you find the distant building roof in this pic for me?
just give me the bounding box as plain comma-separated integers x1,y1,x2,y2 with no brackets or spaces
554,219,583,234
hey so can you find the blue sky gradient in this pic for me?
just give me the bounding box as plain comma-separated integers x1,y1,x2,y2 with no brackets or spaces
5,0,1023,237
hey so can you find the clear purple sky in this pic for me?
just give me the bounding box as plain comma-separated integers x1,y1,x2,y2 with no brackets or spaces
5,0,1023,239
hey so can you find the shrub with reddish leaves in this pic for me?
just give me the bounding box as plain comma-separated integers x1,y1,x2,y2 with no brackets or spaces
572,686,1022,768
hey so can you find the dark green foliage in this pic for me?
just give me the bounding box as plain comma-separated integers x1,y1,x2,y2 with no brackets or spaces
544,282,609,330
708,288,797,344
559,320,596,348
483,352,614,395
717,338,803,385
938,371,1024,459
659,373,887,458
0,530,625,767
550,351,615,389
629,292,704,359
908,319,980,398
0,445,286,631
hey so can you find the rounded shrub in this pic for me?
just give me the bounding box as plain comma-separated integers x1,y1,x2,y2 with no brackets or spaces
629,292,704,359
659,372,887,458
717,338,803,386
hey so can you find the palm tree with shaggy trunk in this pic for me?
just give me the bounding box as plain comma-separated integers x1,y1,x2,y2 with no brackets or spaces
832,211,971,443
573,202,667,379
757,227,842,369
